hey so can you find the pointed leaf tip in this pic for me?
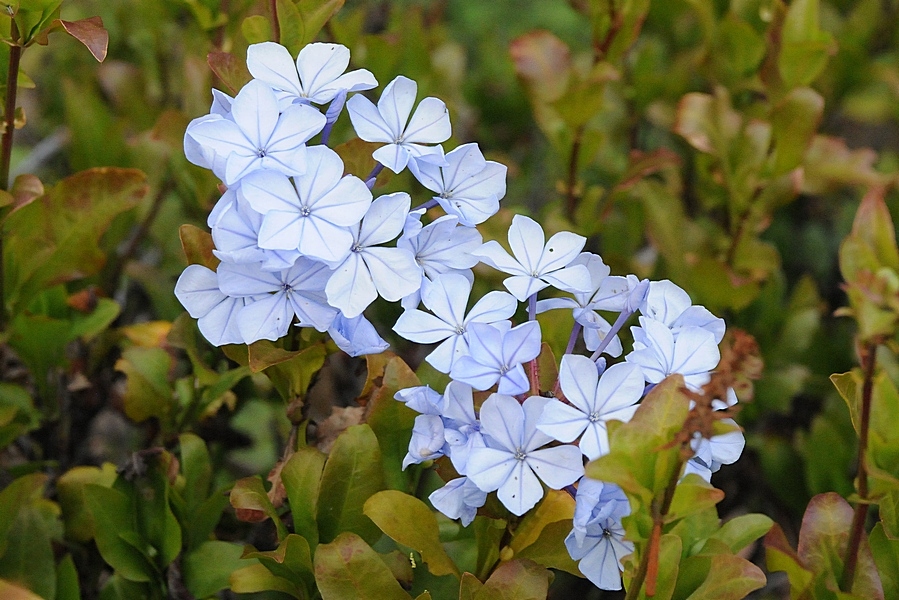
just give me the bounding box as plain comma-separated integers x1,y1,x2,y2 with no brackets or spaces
59,17,108,62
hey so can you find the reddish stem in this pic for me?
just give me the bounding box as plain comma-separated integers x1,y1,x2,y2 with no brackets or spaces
840,341,878,592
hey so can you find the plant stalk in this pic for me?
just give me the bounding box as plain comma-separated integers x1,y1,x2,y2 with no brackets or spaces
0,19,20,330
269,0,280,43
840,341,878,592
625,443,686,600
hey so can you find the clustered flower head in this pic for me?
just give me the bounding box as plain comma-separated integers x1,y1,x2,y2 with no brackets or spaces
176,41,745,591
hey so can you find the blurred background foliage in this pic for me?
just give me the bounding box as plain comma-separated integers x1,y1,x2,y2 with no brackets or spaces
1,0,898,598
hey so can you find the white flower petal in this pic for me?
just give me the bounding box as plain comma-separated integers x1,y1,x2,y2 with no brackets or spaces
403,97,451,144
247,42,303,97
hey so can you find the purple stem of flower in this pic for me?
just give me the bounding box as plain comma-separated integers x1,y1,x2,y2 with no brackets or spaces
588,307,633,363
320,90,348,146
528,293,537,322
643,382,656,397
595,356,607,377
564,321,582,355
365,162,385,189
564,484,578,499
412,198,439,212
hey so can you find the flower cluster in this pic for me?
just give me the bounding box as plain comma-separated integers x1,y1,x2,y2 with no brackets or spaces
175,41,745,592
395,219,745,589
176,41,505,355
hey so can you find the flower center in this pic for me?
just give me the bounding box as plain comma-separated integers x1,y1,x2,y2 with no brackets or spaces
256,148,267,158
588,411,601,423
513,447,526,461
455,325,465,335
352,244,363,253
603,528,612,539
300,205,311,217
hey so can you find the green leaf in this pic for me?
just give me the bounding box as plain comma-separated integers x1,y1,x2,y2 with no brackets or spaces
229,563,297,596
242,15,272,44
668,474,725,521
791,492,884,597
114,347,174,424
587,376,690,507
248,340,327,402
296,0,345,47
508,489,573,556
473,517,505,581
133,455,183,570
0,383,39,449
57,463,117,542
282,445,327,548
870,524,899,600
178,224,219,270
3,168,147,312
317,424,385,544
84,485,156,582
365,355,419,490
182,541,247,599
275,0,304,55
206,51,251,94
765,523,814,596
313,532,412,600
56,554,81,600
364,490,460,578
769,87,824,175
685,553,767,599
459,572,484,599
474,559,551,600
229,476,288,539
706,514,773,554
711,17,765,83
778,0,835,89
243,534,315,597
513,520,580,577
0,488,58,599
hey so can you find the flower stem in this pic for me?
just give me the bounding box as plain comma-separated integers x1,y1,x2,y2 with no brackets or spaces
589,308,632,362
840,340,878,592
564,321,582,355
0,20,21,330
625,438,686,600
365,162,384,189
412,198,439,212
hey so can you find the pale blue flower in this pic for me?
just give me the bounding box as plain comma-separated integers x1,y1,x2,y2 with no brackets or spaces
408,143,507,226
684,391,744,480
537,357,644,460
641,280,725,343
239,146,372,264
328,313,389,357
440,381,486,474
211,191,300,271
174,264,250,347
325,192,422,318
398,214,482,280
626,317,720,391
403,414,447,468
394,273,518,373
472,215,591,301
247,42,377,107
186,80,325,185
565,479,633,590
217,258,337,342
466,394,584,516
429,477,487,526
394,385,443,415
536,253,636,355
346,75,451,173
450,320,542,395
